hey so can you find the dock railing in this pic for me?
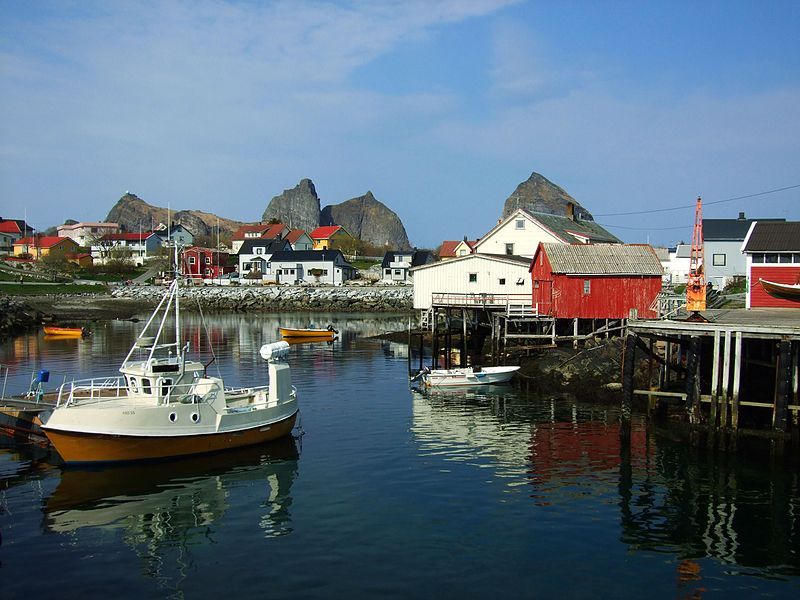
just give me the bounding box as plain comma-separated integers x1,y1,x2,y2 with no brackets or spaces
431,292,535,316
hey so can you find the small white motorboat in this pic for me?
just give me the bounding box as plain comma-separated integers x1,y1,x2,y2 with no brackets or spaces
416,365,520,387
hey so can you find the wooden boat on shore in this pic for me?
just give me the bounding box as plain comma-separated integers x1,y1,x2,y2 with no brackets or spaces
41,251,300,464
280,326,337,340
759,279,800,302
43,326,84,337
415,365,520,387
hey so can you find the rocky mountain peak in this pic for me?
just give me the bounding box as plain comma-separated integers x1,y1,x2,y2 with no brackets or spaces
321,191,411,250
262,179,321,232
502,172,594,221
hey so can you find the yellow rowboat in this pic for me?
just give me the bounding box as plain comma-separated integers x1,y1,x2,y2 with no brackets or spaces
280,326,337,340
284,335,336,345
43,326,84,337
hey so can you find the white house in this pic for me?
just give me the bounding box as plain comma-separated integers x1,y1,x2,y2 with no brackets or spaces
57,222,120,247
667,244,692,285
237,238,292,281
91,232,162,266
411,253,532,311
381,249,434,283
473,208,620,258
269,250,356,285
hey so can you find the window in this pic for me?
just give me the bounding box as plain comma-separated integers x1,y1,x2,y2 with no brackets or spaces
141,378,151,394
583,280,591,295
779,253,793,263
469,273,477,283
188,256,196,264
459,249,467,256
515,219,525,230
712,254,726,267
256,247,263,255
161,378,172,397
129,377,138,393
516,278,525,285
394,269,402,275
505,243,514,255
498,278,506,285
385,269,391,275
752,253,764,263
765,254,779,263
205,256,211,264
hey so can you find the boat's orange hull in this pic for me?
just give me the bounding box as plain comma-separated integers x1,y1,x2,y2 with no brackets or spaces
44,411,298,464
280,328,335,339
43,326,83,337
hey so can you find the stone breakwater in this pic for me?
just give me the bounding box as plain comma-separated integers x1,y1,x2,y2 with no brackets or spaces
0,295,47,338
111,285,414,312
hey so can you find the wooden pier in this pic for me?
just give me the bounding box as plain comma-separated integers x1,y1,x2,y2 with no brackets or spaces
621,308,800,449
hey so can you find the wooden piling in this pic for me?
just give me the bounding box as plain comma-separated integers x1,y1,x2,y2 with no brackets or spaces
731,331,743,432
720,330,732,429
621,333,637,441
710,330,721,429
774,339,792,432
685,335,702,426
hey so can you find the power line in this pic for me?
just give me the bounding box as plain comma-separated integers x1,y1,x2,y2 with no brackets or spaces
599,223,689,231
593,183,800,217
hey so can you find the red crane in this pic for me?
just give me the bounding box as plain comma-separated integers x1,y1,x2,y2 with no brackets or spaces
686,197,706,311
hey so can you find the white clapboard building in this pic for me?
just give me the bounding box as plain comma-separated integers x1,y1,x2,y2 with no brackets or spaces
410,253,533,311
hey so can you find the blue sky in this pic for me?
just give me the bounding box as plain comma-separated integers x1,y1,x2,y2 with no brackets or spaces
1,0,798,247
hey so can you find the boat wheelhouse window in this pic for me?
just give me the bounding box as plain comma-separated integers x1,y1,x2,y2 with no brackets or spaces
129,377,138,393
752,253,764,263
765,253,779,263
142,378,151,394
161,378,173,397
468,273,477,283
779,253,793,263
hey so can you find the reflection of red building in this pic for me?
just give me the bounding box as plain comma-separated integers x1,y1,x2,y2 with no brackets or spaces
181,246,234,279
528,420,649,485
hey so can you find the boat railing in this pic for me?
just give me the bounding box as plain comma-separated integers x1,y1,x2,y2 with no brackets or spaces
57,376,125,407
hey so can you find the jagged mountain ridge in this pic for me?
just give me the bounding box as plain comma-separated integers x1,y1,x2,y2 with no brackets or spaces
320,191,411,250
261,179,321,233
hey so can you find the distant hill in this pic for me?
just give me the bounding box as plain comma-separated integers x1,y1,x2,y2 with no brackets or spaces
502,172,594,221
105,193,245,238
261,179,321,233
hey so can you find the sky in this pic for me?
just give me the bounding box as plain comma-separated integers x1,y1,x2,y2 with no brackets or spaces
1,0,798,248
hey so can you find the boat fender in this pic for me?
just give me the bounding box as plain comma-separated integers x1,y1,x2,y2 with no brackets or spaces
260,341,291,362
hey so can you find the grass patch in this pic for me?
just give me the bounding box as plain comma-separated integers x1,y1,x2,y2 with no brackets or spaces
0,283,110,296
352,260,380,270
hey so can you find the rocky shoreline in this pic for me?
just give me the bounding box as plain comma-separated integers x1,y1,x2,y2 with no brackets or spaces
1,285,414,339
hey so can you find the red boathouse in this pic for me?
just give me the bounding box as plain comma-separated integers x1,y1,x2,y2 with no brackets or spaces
529,243,664,319
742,221,800,309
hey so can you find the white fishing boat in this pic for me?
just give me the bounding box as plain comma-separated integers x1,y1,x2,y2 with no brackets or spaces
41,250,299,464
416,365,520,387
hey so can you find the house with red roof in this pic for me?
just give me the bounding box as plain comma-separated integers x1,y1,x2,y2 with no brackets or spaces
0,218,34,254
438,239,476,260
309,225,353,250
230,223,290,253
284,229,314,251
13,236,80,260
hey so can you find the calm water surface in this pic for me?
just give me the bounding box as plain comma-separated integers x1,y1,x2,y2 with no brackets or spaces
1,313,799,598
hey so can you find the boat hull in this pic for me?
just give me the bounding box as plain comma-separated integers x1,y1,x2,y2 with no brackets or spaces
280,328,335,339
759,279,800,302
43,410,298,464
423,366,520,387
43,326,83,337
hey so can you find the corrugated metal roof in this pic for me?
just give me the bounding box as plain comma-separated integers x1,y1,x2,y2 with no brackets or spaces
541,243,664,275
526,211,621,244
742,221,800,252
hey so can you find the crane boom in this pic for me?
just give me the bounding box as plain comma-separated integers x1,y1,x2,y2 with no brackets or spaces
686,196,706,311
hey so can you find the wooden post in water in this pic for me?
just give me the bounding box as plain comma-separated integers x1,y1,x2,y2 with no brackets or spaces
621,332,637,442
685,336,702,427
720,329,732,431
432,307,438,369
730,331,743,450
774,339,792,432
710,330,721,430
444,308,452,369
462,308,468,366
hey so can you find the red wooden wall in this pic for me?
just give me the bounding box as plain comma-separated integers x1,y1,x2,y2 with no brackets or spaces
749,266,800,308
531,250,662,319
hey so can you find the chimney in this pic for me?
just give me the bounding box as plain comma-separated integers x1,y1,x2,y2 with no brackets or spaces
566,202,575,221
738,212,745,220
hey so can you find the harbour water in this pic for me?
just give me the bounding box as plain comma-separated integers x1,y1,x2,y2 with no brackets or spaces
1,313,799,598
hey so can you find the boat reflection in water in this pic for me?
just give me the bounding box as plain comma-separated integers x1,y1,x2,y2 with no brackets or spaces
45,437,299,562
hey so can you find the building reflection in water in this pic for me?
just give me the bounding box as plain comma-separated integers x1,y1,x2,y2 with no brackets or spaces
42,438,299,587
412,387,800,586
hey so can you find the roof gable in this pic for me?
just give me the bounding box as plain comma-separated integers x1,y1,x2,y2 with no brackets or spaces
238,238,291,254
742,221,800,252
285,229,311,243
310,225,346,239
0,221,22,234
14,236,76,249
